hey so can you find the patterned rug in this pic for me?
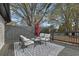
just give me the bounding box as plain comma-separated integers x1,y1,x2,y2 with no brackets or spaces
14,42,65,56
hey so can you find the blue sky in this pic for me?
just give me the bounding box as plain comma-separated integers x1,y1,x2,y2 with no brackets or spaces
11,4,55,22
10,3,60,29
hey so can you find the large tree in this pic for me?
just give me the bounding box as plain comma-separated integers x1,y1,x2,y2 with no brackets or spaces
10,3,56,26
10,3,79,32
53,4,79,32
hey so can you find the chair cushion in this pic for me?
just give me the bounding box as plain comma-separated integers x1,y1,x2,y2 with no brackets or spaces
40,33,45,37
40,33,50,41
45,34,50,38
20,35,30,42
41,38,50,41
24,40,34,46
41,38,45,40
45,38,50,41
35,37,41,41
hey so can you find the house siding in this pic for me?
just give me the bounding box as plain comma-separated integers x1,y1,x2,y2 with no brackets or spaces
0,15,5,50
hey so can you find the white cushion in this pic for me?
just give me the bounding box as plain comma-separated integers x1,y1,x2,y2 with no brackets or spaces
41,38,45,40
40,33,50,41
40,33,45,37
24,40,34,46
20,35,30,42
31,37,41,41
35,37,41,41
41,38,50,41
20,35,34,46
45,38,50,41
45,34,50,38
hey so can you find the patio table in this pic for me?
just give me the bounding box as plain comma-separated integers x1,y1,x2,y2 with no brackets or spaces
31,37,43,47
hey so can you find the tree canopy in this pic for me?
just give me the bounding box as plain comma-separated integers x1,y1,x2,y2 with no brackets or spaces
10,3,56,26
10,3,79,32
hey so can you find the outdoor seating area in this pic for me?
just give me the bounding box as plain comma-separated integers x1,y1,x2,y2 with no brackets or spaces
19,33,51,50
13,33,65,56
0,3,79,56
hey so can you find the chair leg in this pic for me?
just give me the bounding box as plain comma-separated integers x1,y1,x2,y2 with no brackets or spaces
21,45,25,52
23,48,25,52
34,42,36,47
22,46,28,52
45,39,46,46
19,42,21,46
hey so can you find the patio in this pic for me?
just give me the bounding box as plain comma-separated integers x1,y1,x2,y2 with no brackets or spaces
0,25,79,56
0,3,79,56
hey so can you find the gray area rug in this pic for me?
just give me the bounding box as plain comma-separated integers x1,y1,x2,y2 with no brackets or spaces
14,42,65,56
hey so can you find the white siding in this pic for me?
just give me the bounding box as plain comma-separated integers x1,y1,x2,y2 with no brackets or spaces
0,15,5,50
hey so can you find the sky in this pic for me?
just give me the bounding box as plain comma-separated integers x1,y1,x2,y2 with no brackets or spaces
10,3,61,29
10,4,55,21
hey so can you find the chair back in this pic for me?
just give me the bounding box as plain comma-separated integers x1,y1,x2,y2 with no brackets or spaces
40,33,45,38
